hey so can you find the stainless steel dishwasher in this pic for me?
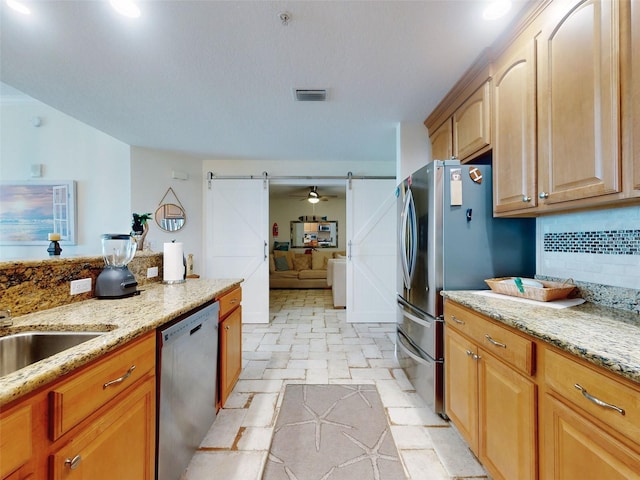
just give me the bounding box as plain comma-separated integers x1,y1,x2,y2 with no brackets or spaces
156,301,219,480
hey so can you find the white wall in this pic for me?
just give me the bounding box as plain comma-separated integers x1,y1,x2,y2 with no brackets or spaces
130,147,204,274
537,205,640,289
0,99,131,259
203,159,394,178
396,122,431,181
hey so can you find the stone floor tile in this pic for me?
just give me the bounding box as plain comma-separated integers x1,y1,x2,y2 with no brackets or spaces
428,426,487,478
237,427,274,451
390,425,434,449
199,408,247,448
400,449,449,480
261,368,306,380
242,392,279,427
350,367,393,380
387,407,449,427
182,451,266,480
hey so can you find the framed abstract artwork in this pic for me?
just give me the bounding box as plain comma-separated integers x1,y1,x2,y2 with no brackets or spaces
0,180,77,245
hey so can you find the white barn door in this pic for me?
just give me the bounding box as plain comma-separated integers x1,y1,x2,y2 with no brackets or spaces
346,179,397,323
204,178,269,324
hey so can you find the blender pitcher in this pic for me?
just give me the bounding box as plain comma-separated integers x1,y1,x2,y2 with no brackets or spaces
95,234,139,298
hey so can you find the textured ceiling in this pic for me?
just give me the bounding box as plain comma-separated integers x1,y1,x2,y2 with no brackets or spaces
0,1,532,164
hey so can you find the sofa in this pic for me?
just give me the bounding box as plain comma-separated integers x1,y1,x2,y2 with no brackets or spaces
269,249,345,289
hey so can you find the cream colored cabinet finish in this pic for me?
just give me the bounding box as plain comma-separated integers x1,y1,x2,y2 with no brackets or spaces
453,81,491,161
444,301,536,480
429,119,453,161
537,0,621,205
541,347,640,478
492,36,538,214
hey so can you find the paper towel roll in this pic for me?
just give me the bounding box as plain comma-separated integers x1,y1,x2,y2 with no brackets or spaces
163,242,186,283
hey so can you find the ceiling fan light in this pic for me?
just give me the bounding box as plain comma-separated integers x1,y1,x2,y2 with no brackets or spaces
308,196,320,204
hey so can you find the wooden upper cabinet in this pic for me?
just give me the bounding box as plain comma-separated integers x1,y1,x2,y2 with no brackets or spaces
537,0,621,205
429,119,453,161
492,37,538,214
453,81,491,161
631,0,640,194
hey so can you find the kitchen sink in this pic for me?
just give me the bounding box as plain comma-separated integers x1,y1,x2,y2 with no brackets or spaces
0,331,104,377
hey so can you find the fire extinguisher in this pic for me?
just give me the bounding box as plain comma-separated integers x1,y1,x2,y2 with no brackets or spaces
272,222,279,237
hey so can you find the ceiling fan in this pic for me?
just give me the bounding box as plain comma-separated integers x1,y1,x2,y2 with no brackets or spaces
288,186,337,203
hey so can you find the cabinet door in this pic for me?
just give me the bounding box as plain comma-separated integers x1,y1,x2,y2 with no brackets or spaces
537,0,621,204
0,405,32,479
478,350,537,480
492,37,538,214
50,376,155,480
453,81,491,161
429,119,453,161
219,306,242,407
444,327,478,452
631,0,640,193
542,393,640,479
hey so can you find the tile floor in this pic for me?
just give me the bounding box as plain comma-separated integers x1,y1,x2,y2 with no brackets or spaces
182,289,488,480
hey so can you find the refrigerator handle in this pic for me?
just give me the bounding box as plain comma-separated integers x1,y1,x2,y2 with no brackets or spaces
400,188,417,289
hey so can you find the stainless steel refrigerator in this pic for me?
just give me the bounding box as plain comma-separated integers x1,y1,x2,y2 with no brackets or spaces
395,159,535,417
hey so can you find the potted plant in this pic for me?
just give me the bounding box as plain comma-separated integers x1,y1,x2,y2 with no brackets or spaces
132,212,152,250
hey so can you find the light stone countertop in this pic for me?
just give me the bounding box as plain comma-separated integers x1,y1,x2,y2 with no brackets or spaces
442,291,640,386
0,278,242,407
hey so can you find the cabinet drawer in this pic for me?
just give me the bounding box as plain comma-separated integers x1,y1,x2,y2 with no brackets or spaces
544,348,640,446
218,286,241,319
49,332,155,440
0,404,32,478
445,301,534,375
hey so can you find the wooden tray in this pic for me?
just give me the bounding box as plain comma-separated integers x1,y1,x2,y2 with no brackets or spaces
484,277,576,302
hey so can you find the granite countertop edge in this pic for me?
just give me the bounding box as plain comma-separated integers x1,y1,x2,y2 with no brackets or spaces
441,290,640,386
0,278,242,407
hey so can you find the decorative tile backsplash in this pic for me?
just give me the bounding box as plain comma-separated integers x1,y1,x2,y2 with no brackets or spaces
543,230,640,255
537,205,640,291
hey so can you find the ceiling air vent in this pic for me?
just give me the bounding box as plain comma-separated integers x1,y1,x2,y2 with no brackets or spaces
294,89,327,102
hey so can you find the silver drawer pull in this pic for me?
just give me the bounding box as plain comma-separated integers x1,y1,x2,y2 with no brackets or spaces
485,334,506,348
574,384,625,415
452,315,465,325
103,365,136,389
465,350,474,356
65,454,82,470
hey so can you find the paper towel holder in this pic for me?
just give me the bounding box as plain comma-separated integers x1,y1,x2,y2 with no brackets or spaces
155,187,186,232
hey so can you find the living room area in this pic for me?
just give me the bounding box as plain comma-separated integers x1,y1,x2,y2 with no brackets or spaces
268,183,347,308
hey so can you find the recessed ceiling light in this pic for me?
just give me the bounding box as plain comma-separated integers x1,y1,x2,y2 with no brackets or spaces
483,0,512,20
110,0,141,18
6,0,31,15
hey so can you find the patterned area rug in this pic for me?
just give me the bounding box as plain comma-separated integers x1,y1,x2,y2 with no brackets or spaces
262,384,407,480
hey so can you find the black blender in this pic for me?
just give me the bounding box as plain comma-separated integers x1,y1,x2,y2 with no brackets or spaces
95,234,139,299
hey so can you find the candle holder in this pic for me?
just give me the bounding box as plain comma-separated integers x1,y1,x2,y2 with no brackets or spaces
47,240,62,256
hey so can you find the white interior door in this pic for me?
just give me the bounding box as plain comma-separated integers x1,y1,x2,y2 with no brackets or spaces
204,178,269,324
346,179,397,323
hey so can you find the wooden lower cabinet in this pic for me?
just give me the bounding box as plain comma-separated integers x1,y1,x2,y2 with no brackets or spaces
217,286,242,408
541,394,640,479
219,306,242,407
50,376,155,480
479,349,537,480
444,323,536,480
0,405,33,479
0,333,156,480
